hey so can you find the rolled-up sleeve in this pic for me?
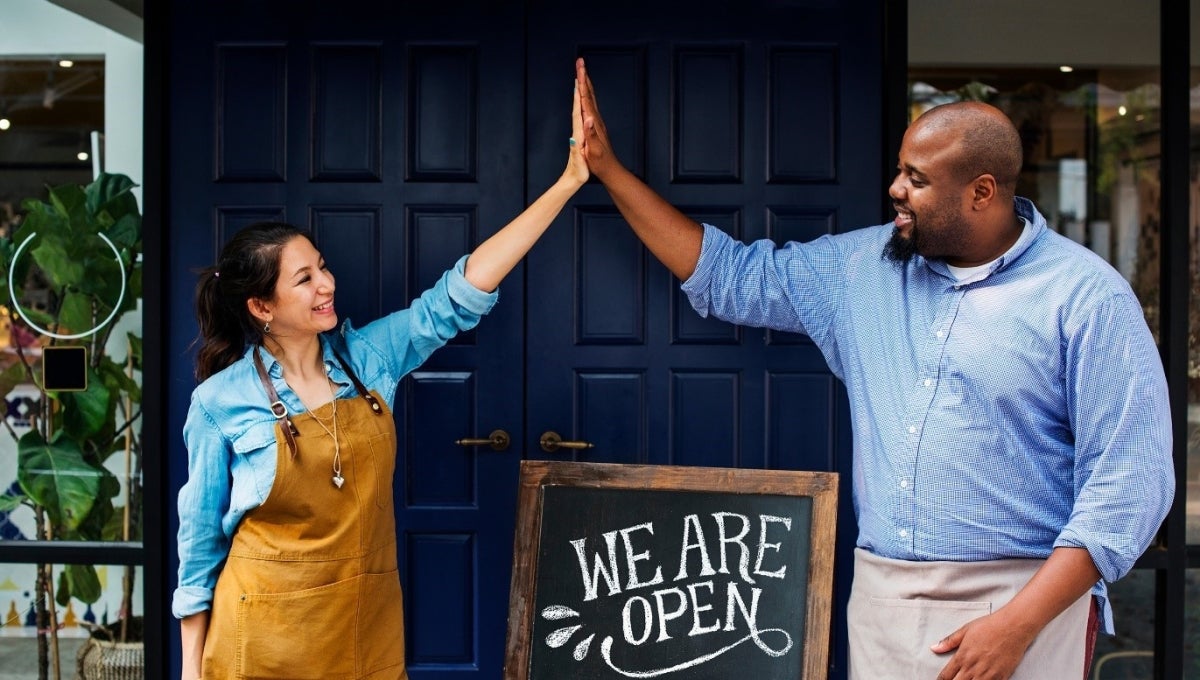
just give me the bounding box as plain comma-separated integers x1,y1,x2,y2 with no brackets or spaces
361,254,499,379
173,396,234,619
1054,292,1174,583
680,223,847,346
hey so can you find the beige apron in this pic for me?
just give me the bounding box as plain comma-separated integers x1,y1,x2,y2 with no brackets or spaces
848,548,1092,680
202,362,407,679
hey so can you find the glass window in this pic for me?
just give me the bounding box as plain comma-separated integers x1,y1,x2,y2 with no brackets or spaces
0,2,145,675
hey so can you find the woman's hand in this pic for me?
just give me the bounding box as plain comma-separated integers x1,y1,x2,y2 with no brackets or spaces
563,80,589,186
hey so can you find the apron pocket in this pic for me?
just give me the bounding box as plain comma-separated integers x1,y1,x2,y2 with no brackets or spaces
356,570,407,675
236,575,363,679
365,432,394,510
862,597,991,678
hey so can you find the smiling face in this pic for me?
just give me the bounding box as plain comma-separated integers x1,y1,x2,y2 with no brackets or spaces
252,235,337,339
884,119,975,264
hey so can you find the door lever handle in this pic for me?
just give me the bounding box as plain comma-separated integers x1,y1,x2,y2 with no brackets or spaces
455,429,511,451
539,431,595,453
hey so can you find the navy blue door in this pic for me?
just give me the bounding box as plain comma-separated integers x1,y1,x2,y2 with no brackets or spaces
525,2,882,677
165,3,526,678
165,2,883,678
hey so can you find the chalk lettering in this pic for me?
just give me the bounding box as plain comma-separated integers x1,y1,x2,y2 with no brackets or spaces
571,531,622,602
686,582,721,637
754,514,791,579
713,512,753,584
674,514,717,581
621,522,664,590
622,595,654,645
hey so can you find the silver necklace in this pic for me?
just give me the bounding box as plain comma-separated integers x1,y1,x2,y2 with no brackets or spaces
296,377,344,489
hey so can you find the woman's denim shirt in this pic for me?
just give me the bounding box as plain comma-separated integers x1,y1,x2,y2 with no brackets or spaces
173,256,497,618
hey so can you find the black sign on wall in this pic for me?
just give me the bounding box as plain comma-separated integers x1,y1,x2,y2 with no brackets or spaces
505,461,838,680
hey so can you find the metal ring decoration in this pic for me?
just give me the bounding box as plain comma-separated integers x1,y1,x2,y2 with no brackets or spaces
7,231,128,340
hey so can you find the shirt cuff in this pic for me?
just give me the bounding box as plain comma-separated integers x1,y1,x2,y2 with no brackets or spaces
449,254,499,315
172,585,214,619
679,223,725,316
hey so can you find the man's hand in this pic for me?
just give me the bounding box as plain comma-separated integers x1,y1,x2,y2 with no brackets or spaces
575,57,622,180
931,610,1036,680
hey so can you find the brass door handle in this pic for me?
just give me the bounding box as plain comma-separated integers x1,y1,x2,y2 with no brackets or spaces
454,429,511,451
539,431,595,453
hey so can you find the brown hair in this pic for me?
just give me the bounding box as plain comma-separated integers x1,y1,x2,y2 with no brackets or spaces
192,222,312,381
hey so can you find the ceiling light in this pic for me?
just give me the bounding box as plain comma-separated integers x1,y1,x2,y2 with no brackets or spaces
77,150,90,162
58,59,74,68
0,118,10,131
1059,65,1074,73
1118,106,1127,116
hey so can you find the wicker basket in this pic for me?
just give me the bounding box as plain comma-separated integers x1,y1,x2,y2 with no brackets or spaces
76,638,144,680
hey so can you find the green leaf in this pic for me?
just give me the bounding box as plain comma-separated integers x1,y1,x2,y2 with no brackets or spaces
96,355,141,404
48,184,93,237
127,334,143,373
70,469,119,541
85,173,138,224
0,362,30,407
31,235,86,289
17,430,102,533
0,494,25,512
67,564,102,604
59,368,114,442
56,291,95,338
106,213,141,252
55,569,71,607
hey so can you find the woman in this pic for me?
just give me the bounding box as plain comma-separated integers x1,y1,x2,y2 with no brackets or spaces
174,85,587,679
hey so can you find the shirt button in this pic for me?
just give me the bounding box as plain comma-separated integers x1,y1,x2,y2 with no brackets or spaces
936,330,945,339
923,378,933,388
899,529,908,538
908,426,917,434
899,479,909,489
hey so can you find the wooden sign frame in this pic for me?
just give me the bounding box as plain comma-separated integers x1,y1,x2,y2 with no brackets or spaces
504,460,839,680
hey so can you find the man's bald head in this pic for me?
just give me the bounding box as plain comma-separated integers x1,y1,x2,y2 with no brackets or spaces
912,102,1023,200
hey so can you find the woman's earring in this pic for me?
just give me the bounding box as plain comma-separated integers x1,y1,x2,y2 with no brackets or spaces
263,321,271,334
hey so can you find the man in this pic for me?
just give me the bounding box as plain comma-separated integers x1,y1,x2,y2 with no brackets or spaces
573,57,1173,680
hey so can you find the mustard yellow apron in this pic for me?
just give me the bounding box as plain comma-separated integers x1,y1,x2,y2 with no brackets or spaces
202,370,408,679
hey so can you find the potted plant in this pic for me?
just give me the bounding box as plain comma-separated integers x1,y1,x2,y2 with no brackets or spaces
0,172,143,679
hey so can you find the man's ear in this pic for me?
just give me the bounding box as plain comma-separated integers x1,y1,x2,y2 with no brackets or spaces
247,297,272,326
971,173,997,209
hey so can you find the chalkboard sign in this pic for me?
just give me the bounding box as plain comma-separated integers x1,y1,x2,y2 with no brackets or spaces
504,461,838,680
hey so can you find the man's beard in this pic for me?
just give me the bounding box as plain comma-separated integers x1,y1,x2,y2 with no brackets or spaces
883,226,918,264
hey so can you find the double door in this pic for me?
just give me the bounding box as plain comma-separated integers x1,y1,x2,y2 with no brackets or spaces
165,2,882,677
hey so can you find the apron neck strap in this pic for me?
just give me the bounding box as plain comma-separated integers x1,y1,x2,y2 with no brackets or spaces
252,345,300,458
329,347,384,416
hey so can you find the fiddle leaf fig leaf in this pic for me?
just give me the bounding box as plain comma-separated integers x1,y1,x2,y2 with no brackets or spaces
85,173,138,225
48,183,93,236
68,564,101,604
57,291,95,338
0,494,25,512
31,235,85,290
59,368,114,442
106,213,141,252
0,363,29,407
17,430,102,533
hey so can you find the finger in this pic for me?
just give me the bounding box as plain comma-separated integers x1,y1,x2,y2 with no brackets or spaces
930,627,964,654
571,80,583,140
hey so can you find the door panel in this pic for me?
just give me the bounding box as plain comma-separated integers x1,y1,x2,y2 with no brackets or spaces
166,3,524,678
525,3,882,677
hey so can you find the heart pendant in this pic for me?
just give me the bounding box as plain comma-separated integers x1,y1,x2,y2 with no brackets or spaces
332,474,345,489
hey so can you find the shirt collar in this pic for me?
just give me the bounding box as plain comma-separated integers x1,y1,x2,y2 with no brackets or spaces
244,336,342,380
923,196,1046,282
